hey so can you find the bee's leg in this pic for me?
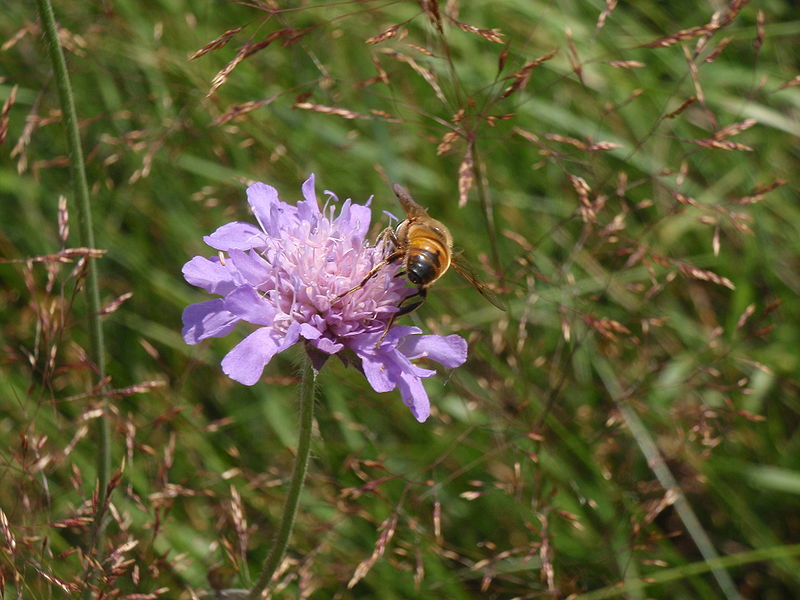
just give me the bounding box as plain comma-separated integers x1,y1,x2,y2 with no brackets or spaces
376,226,398,248
336,249,404,301
376,287,427,346
394,286,427,318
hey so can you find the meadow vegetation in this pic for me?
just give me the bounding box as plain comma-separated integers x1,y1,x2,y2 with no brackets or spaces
1,0,799,597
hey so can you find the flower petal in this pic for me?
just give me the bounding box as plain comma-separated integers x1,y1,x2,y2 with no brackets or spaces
397,333,468,368
297,174,320,222
396,369,431,422
313,337,344,354
182,256,239,295
223,286,276,326
229,249,272,288
182,299,239,344
221,322,300,385
203,222,264,251
333,198,372,243
248,182,296,235
360,352,395,393
356,341,435,421
299,323,321,340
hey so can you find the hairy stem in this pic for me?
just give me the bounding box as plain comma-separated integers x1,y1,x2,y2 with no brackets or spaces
34,0,111,585
248,355,316,598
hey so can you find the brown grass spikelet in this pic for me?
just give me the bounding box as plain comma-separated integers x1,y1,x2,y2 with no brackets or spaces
369,53,389,85
381,48,447,104
665,96,697,118
569,173,594,222
448,17,504,44
643,24,718,49
0,509,14,552
501,50,557,98
208,46,249,98
704,37,732,62
731,179,786,204
99,292,133,316
674,192,700,208
365,23,403,45
436,130,460,155
736,304,756,330
369,109,395,119
347,514,398,588
560,311,571,342
406,43,434,57
0,247,106,265
34,569,80,593
682,45,710,115
779,75,800,90
189,26,244,60
2,22,36,51
689,138,753,152
537,513,555,591
433,500,442,545
596,0,618,31
12,107,63,173
57,194,69,245
714,118,757,140
586,140,622,151
293,102,399,122
212,97,279,126
607,60,645,69
457,144,474,207
420,0,443,33
721,0,751,26
207,29,308,97
565,28,584,84
229,485,248,567
644,0,749,51
512,126,541,145
0,84,17,145
673,260,735,290
582,314,631,341
546,133,586,150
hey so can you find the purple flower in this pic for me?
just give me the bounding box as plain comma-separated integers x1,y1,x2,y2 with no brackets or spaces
182,175,467,422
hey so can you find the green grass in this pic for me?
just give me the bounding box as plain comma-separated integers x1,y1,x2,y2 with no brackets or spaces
1,0,799,597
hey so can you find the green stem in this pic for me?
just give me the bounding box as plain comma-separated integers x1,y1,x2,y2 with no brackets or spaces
247,356,316,598
593,358,742,600
34,0,110,567
618,402,742,599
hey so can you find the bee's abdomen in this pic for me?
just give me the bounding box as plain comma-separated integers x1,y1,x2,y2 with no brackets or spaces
407,249,440,285
406,233,451,286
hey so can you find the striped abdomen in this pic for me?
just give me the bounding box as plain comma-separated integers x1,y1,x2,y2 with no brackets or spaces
404,226,451,286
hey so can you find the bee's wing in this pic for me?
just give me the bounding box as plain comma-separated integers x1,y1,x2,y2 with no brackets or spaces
450,254,507,311
392,183,428,218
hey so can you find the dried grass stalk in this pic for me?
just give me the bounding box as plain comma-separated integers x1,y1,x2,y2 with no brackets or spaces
458,144,474,207
190,26,244,60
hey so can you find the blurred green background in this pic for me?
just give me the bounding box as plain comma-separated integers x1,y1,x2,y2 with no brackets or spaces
1,0,799,597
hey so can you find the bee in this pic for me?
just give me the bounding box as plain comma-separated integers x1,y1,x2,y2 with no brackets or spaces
338,183,505,333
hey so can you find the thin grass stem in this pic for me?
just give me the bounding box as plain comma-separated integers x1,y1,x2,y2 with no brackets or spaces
34,0,111,582
572,544,800,600
593,357,742,600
